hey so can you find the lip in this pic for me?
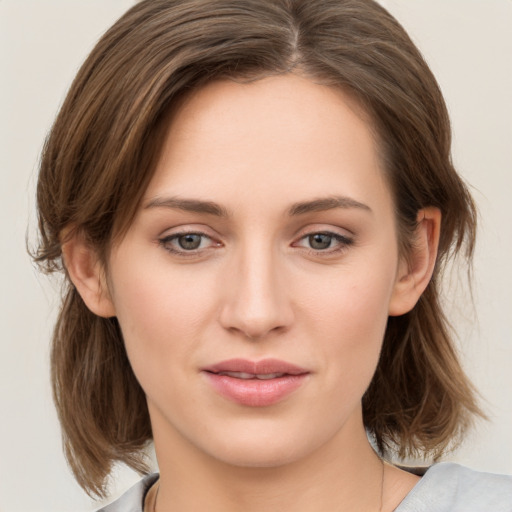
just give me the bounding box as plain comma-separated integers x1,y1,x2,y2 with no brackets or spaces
202,358,309,407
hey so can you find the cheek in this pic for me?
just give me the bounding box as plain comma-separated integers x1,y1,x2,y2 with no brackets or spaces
296,258,397,387
111,249,212,329
324,290,387,388
108,258,214,384
302,258,395,336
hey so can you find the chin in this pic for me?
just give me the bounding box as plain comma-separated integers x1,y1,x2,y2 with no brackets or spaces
212,440,307,469
198,418,332,470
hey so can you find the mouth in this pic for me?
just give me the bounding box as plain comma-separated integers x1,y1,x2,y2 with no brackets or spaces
214,371,289,380
203,358,308,376
202,358,309,407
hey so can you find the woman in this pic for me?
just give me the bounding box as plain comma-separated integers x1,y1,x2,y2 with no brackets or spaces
33,0,512,510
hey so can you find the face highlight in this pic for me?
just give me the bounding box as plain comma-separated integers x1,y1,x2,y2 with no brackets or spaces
103,74,407,469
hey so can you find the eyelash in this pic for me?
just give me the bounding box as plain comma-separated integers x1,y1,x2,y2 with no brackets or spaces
158,231,354,257
158,231,219,256
293,232,354,256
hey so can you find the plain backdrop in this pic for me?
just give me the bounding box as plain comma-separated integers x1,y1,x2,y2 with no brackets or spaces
1,1,511,511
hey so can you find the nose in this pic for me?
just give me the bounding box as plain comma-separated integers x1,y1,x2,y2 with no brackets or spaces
219,245,294,340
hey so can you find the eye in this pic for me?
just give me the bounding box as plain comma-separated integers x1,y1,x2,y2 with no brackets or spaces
308,233,335,250
175,233,203,250
294,231,353,254
158,231,219,255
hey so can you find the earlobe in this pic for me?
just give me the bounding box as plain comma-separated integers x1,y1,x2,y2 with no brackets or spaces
388,207,441,317
61,230,116,318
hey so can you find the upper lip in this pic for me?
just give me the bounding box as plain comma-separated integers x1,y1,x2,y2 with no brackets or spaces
202,358,309,376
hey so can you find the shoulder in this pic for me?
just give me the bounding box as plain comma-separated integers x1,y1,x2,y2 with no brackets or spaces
395,462,512,512
95,473,159,512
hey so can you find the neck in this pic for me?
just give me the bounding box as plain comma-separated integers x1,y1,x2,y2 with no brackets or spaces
151,410,384,512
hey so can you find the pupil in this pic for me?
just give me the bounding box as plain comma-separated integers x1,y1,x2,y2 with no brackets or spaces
309,233,332,250
179,234,201,250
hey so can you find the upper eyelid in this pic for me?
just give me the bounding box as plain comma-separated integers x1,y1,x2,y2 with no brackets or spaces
160,229,212,238
157,227,353,239
157,224,221,241
292,224,355,240
294,231,353,246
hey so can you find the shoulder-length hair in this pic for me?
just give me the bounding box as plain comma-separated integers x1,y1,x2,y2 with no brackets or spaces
34,0,482,498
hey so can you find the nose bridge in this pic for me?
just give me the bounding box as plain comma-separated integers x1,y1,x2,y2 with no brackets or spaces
219,235,292,339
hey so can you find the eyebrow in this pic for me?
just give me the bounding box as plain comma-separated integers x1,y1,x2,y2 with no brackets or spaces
144,197,230,217
287,196,372,216
144,195,371,217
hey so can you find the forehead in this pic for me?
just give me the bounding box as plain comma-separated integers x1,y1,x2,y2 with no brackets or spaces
143,74,391,217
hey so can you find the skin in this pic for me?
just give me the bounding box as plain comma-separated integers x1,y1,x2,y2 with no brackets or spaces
66,74,440,511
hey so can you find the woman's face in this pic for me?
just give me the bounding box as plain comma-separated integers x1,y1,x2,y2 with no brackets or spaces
105,74,407,468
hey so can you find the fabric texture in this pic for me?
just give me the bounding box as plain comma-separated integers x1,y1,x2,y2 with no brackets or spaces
97,462,512,511
394,462,512,511
96,473,158,512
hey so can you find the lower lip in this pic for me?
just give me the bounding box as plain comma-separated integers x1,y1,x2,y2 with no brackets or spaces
203,372,308,407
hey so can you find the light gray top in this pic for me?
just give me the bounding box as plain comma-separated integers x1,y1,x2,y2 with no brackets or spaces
97,462,512,511
394,462,512,511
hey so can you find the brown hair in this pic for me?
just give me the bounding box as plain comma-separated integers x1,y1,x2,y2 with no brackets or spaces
33,0,482,498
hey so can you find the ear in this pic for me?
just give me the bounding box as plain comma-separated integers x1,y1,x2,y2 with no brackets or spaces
61,230,116,318
388,207,441,317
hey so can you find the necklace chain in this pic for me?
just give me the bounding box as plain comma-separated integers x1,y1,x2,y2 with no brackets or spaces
379,458,386,512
